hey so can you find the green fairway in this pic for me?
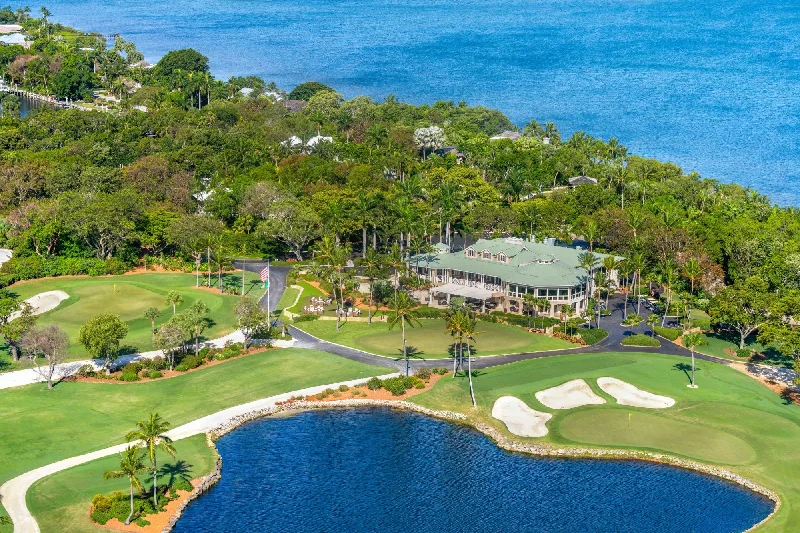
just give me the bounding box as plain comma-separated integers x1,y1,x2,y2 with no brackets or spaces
0,272,266,369
294,319,574,359
27,434,216,533
0,348,384,493
411,351,800,532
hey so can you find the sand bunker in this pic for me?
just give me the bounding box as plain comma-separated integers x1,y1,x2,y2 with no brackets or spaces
597,377,675,409
535,379,607,409
10,290,69,320
491,396,552,437
0,249,11,268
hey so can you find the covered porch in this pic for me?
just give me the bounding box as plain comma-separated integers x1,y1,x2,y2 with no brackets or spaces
430,282,503,313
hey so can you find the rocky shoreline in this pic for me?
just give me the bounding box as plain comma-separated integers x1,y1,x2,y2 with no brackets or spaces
162,399,779,533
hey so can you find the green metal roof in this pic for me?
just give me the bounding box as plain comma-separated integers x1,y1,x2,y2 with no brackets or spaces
411,238,618,288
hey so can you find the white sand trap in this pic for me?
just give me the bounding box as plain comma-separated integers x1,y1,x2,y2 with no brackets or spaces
0,249,11,268
597,377,675,409
10,290,69,320
535,379,607,409
491,396,552,437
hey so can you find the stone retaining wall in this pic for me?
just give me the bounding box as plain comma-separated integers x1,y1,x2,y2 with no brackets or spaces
168,399,780,533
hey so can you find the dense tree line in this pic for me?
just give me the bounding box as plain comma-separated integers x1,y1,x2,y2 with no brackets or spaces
0,14,797,368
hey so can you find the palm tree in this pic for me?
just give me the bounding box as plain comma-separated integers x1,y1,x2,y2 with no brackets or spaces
583,220,598,252
317,236,350,332
165,291,183,315
104,445,148,525
627,209,643,244
462,316,480,407
601,255,619,307
647,313,660,336
628,253,646,315
681,332,706,388
126,413,176,507
683,257,701,294
660,261,679,327
446,308,467,377
387,242,404,299
576,251,599,324
353,192,378,257
522,293,536,327
359,247,385,325
144,307,162,341
593,270,610,327
618,259,632,319
387,291,420,376
536,298,550,330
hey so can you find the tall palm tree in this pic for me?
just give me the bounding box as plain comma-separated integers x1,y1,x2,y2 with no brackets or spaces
387,291,420,376
660,261,679,327
536,298,550,330
359,247,385,325
446,307,468,377
683,257,701,294
576,251,599,324
601,255,620,309
628,253,646,315
104,446,148,525
316,236,350,331
387,242,404,299
462,316,480,407
681,332,706,388
618,259,632,319
144,307,161,341
583,220,598,252
126,413,176,507
522,293,536,327
353,192,378,257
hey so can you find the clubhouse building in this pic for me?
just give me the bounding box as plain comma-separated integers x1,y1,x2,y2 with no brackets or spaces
410,237,619,317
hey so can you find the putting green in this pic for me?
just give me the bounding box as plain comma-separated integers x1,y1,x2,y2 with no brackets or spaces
557,409,757,464
0,272,265,365
295,319,574,359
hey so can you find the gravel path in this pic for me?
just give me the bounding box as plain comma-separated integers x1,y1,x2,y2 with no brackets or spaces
0,373,397,533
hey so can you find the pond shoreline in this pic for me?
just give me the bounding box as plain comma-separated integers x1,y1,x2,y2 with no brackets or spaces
164,399,780,533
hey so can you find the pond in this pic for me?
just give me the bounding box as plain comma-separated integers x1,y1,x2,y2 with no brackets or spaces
173,409,772,532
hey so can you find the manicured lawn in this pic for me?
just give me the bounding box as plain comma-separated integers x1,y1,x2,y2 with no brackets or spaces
411,352,800,532
696,330,787,365
294,319,574,359
0,348,384,499
275,285,301,313
28,434,216,533
286,281,326,315
0,272,265,369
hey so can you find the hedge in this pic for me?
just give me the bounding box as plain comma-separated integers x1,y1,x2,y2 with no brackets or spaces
621,334,661,347
579,327,609,345
653,326,681,341
0,255,130,287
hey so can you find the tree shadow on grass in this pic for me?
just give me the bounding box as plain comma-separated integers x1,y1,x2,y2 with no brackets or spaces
673,362,694,384
157,460,193,489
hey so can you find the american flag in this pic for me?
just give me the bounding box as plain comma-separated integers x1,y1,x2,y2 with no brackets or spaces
260,265,269,283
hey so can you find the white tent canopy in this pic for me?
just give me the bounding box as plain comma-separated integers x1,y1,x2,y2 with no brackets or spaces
431,283,494,300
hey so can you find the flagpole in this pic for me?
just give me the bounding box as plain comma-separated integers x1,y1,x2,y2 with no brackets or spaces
266,259,271,327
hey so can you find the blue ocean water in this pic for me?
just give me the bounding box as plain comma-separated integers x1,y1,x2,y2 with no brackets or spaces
41,0,800,205
172,409,772,533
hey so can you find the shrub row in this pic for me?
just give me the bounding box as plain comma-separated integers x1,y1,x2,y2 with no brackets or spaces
484,311,561,329
0,256,129,287
621,334,661,347
579,328,609,345
653,326,681,341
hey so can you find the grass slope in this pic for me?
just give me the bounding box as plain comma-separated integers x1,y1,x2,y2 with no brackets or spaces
28,434,216,533
0,272,265,369
0,348,384,491
411,352,800,532
295,319,574,359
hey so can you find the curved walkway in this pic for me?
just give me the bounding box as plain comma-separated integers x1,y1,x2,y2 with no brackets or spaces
0,373,397,533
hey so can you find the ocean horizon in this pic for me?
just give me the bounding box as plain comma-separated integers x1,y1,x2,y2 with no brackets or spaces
41,0,800,206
